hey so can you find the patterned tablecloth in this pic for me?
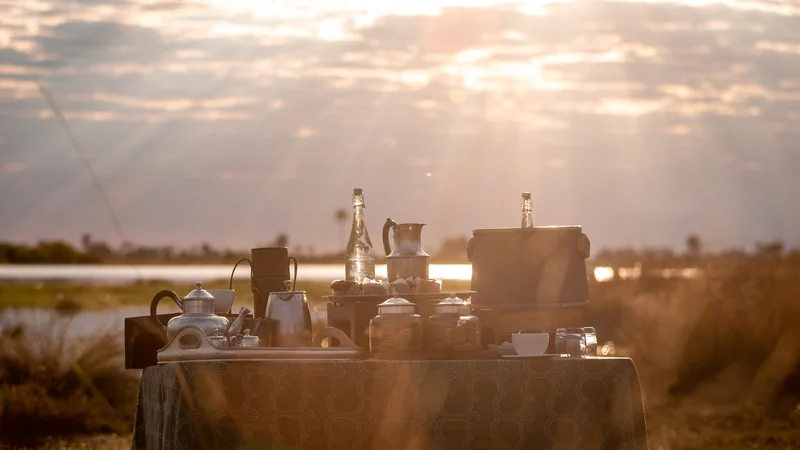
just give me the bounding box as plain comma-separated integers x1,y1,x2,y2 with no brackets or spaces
132,357,648,450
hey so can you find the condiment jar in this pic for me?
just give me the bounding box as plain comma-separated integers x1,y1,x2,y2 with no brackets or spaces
369,294,423,353
426,293,481,351
208,328,228,348
240,329,260,348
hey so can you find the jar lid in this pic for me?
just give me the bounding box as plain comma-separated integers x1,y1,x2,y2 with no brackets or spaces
377,293,416,315
435,293,470,315
183,282,215,301
241,329,259,340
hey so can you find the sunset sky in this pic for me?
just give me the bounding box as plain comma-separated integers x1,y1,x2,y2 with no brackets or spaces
1,0,799,253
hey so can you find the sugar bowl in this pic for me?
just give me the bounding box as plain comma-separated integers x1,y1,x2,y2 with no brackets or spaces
426,293,481,351
369,294,423,353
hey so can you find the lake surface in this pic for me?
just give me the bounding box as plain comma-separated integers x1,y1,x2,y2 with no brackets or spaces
0,263,473,283
0,263,681,285
0,263,692,337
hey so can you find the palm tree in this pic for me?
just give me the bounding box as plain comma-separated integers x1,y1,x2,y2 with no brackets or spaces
685,234,702,258
334,208,348,251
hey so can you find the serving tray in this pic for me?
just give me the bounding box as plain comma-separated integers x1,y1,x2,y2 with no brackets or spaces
157,326,368,363
324,291,476,305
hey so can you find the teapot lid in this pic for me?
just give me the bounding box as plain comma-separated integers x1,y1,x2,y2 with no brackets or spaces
377,293,416,315
183,282,215,301
435,293,470,314
242,329,259,340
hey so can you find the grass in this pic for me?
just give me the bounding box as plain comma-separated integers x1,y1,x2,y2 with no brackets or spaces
0,279,473,311
1,265,799,448
0,319,140,448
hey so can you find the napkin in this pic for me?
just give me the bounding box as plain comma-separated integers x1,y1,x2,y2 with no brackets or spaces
487,341,516,356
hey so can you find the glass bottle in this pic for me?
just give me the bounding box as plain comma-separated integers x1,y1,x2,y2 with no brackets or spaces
345,188,376,282
521,192,533,228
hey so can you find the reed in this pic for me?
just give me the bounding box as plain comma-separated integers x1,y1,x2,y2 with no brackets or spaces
0,318,139,447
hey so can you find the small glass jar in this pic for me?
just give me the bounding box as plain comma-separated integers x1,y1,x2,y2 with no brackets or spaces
369,294,423,353
426,293,482,351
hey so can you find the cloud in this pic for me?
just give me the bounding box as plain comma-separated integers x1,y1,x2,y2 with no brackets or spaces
1,0,800,250
2,162,28,173
34,20,166,64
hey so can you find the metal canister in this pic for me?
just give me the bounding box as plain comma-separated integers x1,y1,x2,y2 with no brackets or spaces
369,294,422,353
208,328,228,348
426,293,481,351
239,329,260,348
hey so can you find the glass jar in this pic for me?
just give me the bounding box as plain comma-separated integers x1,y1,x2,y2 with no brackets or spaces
369,294,423,353
426,293,482,351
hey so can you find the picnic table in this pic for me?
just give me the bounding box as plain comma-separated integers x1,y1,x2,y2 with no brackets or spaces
132,357,648,449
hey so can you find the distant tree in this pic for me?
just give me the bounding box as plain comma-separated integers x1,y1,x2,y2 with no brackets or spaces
81,233,92,251
84,239,113,262
334,208,348,250
756,241,784,259
272,233,289,248
685,234,702,258
36,241,81,264
434,236,471,263
200,242,217,259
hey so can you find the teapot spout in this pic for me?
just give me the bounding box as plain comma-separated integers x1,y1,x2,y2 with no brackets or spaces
226,306,251,338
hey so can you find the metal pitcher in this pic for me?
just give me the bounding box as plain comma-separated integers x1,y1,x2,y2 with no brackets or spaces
265,280,312,347
382,218,430,282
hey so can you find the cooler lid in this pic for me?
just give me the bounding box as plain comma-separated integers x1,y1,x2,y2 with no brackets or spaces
472,225,582,234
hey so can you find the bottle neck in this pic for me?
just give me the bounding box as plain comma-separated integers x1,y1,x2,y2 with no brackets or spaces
521,197,533,228
352,205,365,230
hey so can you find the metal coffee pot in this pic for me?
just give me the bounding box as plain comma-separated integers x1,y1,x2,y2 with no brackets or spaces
382,218,430,282
150,282,230,340
265,280,312,347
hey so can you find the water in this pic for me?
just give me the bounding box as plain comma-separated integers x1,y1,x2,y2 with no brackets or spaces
0,263,699,336
0,263,470,283
0,264,698,284
0,305,330,338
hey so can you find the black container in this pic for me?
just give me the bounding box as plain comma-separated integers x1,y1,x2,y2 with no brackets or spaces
250,247,297,318
467,226,591,307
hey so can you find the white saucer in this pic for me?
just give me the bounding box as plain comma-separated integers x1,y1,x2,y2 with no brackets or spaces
501,354,559,359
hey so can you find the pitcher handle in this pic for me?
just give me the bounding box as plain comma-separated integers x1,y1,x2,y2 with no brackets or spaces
150,290,182,329
288,256,298,291
382,218,396,256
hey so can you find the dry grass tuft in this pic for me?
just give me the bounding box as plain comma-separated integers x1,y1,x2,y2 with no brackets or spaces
0,318,139,447
589,261,800,448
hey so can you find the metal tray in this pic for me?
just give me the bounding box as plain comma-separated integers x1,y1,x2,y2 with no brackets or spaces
157,326,367,363
324,291,476,305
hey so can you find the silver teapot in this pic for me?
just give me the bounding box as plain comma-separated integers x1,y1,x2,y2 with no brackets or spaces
150,282,230,340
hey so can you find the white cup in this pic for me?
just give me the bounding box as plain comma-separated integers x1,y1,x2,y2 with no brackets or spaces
207,289,235,314
511,332,550,356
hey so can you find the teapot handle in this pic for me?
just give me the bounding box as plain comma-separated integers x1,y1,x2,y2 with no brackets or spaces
382,218,396,256
150,290,182,329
